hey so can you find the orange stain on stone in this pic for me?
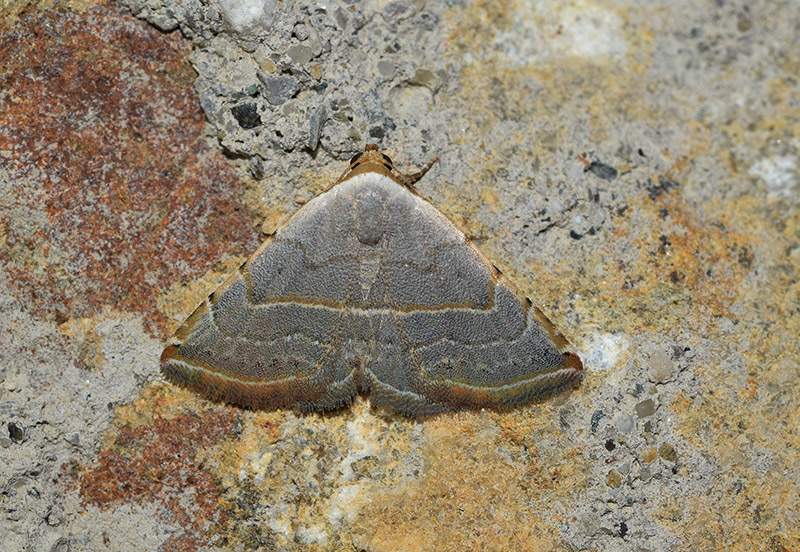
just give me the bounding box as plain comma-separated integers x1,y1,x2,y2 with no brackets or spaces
0,6,259,336
78,387,238,552
529,177,757,338
611,193,753,327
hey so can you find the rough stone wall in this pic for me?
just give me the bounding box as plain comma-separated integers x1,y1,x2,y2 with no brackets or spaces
1,1,798,551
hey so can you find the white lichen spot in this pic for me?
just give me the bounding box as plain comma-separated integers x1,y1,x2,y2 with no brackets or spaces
554,5,627,60
265,501,292,535
339,408,379,481
749,155,798,198
218,0,276,35
584,333,628,372
296,524,329,546
326,484,368,525
492,1,627,65
244,449,273,484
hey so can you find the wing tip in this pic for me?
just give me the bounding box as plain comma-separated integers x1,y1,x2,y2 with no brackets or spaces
160,343,181,364
562,351,584,378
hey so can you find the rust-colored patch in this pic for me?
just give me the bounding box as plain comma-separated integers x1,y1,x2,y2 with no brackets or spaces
526,178,757,339
79,399,238,552
0,6,259,336
660,194,800,551
611,192,751,322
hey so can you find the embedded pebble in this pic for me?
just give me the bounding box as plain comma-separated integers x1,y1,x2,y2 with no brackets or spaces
641,446,657,463
230,103,262,129
8,421,25,443
409,68,437,89
606,469,623,488
218,0,276,34
587,160,618,180
259,74,300,105
382,0,416,23
307,106,327,151
649,349,674,382
287,44,313,65
591,409,604,433
635,399,655,418
617,415,635,433
658,443,678,462
579,512,600,535
378,60,396,78
293,23,308,40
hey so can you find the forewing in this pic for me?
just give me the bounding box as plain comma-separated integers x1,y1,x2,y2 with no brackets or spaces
366,185,583,415
161,185,361,410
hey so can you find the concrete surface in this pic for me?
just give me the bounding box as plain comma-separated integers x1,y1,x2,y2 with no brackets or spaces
0,1,798,551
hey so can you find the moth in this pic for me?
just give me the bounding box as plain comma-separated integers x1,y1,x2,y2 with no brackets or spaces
161,145,583,416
